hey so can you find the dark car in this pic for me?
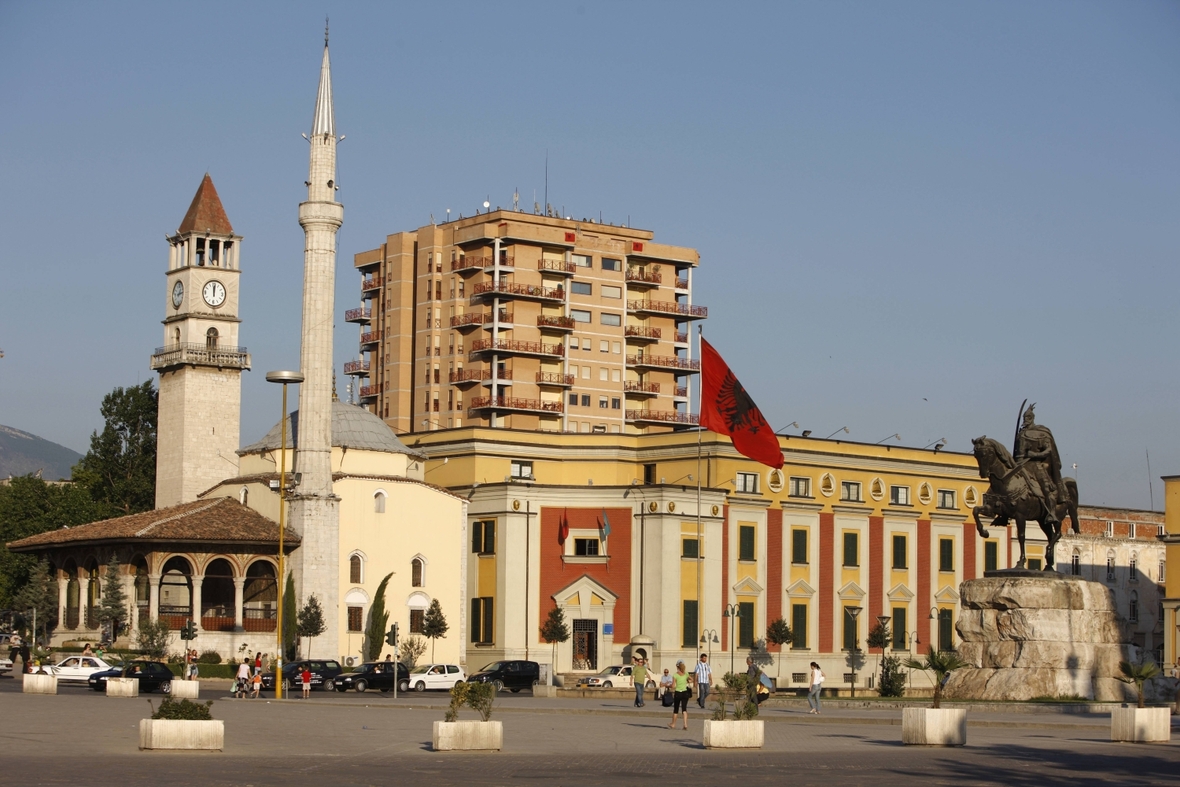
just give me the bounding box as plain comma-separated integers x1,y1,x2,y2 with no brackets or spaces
260,659,343,692
88,660,174,693
467,660,540,693
334,661,409,693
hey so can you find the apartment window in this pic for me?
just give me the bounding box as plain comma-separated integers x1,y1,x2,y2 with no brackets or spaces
601,257,621,271
643,463,656,485
600,313,621,327
985,541,998,573
682,600,698,648
574,538,600,556
600,340,609,353
681,537,700,559
374,491,386,514
937,490,956,510
601,285,622,299
599,368,609,381
571,281,592,296
843,532,859,567
573,254,592,268
470,597,494,644
738,601,755,648
892,535,907,569
791,529,808,564
568,393,578,406
571,309,591,323
789,477,812,498
939,538,954,572
937,609,953,652
735,472,759,494
612,341,622,354
734,524,755,561
472,520,496,554
842,606,858,651
349,554,363,584
433,398,439,412
1129,591,1139,622
791,603,808,649
891,606,908,649
1071,552,1080,576
599,397,608,409
1129,523,1137,539
611,397,621,410
1104,521,1114,538
511,460,534,480
840,481,862,502
890,486,910,506
581,395,591,407
347,606,363,632
411,558,424,587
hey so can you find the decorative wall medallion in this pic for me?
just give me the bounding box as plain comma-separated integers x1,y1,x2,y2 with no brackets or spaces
711,505,720,516
964,486,978,507
512,500,520,511
667,501,676,513
869,478,885,502
767,469,784,493
819,473,836,497
917,483,933,505
649,501,658,513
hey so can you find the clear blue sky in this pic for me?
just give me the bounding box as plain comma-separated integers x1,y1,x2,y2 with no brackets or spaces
1,1,1177,508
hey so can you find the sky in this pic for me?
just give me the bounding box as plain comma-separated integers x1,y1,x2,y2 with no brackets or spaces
1,1,1177,508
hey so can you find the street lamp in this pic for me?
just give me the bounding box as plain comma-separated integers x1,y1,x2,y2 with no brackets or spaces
700,629,719,661
876,614,891,692
846,606,862,697
265,370,303,700
722,604,742,676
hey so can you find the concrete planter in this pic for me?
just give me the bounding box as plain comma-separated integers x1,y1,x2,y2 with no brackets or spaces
702,720,764,749
902,707,967,746
432,720,503,751
22,673,58,694
532,684,558,698
139,719,224,751
170,680,200,699
107,678,140,698
1111,706,1171,743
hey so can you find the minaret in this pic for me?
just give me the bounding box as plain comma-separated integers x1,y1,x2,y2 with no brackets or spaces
290,30,344,654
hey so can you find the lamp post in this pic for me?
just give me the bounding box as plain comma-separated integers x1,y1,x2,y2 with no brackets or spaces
722,604,742,676
265,370,303,700
876,614,891,692
700,629,719,661
846,605,862,698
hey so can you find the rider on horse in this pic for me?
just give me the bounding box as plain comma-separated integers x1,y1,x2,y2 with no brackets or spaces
1014,404,1062,528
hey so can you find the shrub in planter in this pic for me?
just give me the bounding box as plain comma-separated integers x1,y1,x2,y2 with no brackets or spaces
712,673,758,721
435,681,502,751
141,698,223,751
879,655,907,698
901,647,969,746
151,698,214,720
197,651,222,664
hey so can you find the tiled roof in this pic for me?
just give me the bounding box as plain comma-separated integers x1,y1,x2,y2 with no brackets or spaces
177,173,233,235
241,401,425,459
6,498,296,551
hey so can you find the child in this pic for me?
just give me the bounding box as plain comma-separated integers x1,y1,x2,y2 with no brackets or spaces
301,666,312,699
251,670,262,699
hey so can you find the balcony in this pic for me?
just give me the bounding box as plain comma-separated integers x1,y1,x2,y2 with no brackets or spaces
343,359,370,375
359,330,380,346
472,281,564,304
626,354,701,372
538,315,576,331
624,325,661,343
361,275,382,292
627,299,707,319
345,306,372,324
623,380,661,397
675,386,689,398
536,371,575,387
626,409,699,426
150,343,251,371
674,331,689,344
470,338,564,359
452,256,487,273
450,312,485,329
359,382,383,400
675,277,689,290
469,396,564,415
483,311,513,328
538,258,577,275
625,268,662,289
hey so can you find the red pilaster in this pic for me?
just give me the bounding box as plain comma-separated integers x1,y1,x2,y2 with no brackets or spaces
766,508,783,650
917,518,931,639
721,506,730,652
963,523,977,581
818,512,835,653
868,516,884,623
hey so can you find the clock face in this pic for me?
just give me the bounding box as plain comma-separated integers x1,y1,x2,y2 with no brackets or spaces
172,280,184,309
203,280,226,307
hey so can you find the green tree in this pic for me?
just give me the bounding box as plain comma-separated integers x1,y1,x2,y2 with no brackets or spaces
296,595,326,658
421,599,448,662
96,555,130,641
72,381,158,516
11,559,57,644
400,635,427,669
1117,658,1162,709
281,571,297,661
904,646,968,709
878,655,908,697
137,618,171,660
765,618,792,679
868,620,892,692
364,572,393,662
539,605,570,678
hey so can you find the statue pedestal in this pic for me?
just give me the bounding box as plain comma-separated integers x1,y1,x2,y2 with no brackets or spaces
945,575,1134,702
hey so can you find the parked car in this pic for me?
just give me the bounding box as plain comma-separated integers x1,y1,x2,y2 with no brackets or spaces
467,660,540,693
334,661,409,693
400,663,465,693
44,655,116,683
88,660,174,693
259,659,344,693
576,664,654,689
0,656,11,676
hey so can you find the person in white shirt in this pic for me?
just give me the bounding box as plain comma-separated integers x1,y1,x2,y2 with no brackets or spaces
693,654,713,709
235,660,251,698
808,661,825,714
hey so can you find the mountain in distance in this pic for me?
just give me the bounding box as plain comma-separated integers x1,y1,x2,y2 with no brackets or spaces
0,425,83,481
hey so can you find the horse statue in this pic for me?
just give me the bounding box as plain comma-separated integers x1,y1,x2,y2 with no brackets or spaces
971,435,1079,571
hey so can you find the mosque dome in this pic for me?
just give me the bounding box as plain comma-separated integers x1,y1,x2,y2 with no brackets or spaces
240,401,424,458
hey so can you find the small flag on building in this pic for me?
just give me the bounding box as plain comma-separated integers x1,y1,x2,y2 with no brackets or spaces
699,337,784,469
599,508,612,540
559,509,570,545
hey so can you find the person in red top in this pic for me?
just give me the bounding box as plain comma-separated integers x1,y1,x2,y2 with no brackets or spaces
301,666,312,699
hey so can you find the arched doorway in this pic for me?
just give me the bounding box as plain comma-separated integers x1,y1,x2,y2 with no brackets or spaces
158,556,193,628
202,558,236,631
243,561,277,632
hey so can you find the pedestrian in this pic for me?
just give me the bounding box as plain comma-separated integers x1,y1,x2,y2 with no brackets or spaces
746,656,770,705
20,643,30,674
808,661,825,714
81,643,94,657
254,651,263,676
235,660,251,698
632,657,647,708
301,665,312,699
384,653,392,663
251,670,262,699
694,653,712,709
191,649,201,680
667,660,692,730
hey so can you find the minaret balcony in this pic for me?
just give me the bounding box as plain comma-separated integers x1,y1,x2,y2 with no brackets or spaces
468,396,564,415
625,409,699,426
470,338,564,360
150,343,251,371
345,306,372,324
343,359,370,376
625,354,700,373
626,299,707,320
471,281,564,304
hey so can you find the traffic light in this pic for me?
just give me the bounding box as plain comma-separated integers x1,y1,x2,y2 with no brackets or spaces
385,622,399,647
180,619,197,641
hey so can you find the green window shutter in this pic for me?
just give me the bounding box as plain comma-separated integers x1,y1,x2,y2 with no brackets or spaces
891,607,907,649
738,602,755,648
940,539,953,571
892,535,907,569
791,603,808,649
739,526,755,561
791,529,808,564
472,521,483,554
682,538,699,559
938,608,953,652
482,597,495,645
485,522,496,555
470,597,482,642
843,532,858,567
984,541,998,573
843,606,856,651
682,600,698,648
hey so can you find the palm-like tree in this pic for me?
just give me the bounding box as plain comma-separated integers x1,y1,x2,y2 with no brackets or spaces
903,646,968,709
1117,659,1161,709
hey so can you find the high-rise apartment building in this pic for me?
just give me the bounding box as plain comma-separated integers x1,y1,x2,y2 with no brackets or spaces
350,212,706,435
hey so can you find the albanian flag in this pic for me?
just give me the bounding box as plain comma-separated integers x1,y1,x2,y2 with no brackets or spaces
699,337,784,469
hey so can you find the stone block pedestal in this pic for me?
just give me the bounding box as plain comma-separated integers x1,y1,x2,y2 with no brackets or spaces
703,720,764,749
1111,707,1171,743
432,721,503,751
107,678,139,698
902,708,967,746
171,680,200,699
22,674,58,694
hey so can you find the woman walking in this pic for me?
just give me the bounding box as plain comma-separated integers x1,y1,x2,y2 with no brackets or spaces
808,661,825,714
667,660,693,730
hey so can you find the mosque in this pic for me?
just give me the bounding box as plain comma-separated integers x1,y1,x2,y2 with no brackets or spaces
9,36,467,667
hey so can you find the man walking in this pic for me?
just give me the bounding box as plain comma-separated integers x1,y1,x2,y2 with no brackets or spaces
694,653,712,709
632,657,648,707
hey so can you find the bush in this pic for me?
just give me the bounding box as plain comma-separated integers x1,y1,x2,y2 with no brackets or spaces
444,680,496,722
711,673,758,720
878,656,907,698
197,651,222,664
150,698,213,720
136,619,171,661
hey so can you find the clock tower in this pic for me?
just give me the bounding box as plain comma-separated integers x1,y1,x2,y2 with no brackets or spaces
152,174,250,508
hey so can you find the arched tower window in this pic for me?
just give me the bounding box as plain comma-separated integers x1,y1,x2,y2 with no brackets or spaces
206,327,219,350
350,554,363,584
1129,553,1138,579
1129,590,1140,622
239,487,249,506
374,491,386,514
411,557,424,588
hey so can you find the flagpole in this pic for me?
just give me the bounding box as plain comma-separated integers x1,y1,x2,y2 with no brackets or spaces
696,325,703,653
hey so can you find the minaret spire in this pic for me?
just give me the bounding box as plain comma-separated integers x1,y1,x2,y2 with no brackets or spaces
311,29,334,139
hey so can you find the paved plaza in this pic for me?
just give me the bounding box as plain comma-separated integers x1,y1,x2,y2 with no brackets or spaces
2,678,1177,786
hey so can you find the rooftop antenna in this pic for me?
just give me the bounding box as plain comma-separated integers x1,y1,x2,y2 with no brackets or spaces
1147,448,1155,510
325,16,329,46
513,188,519,211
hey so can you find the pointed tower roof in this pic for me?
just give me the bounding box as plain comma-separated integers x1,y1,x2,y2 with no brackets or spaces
311,42,335,137
177,174,234,235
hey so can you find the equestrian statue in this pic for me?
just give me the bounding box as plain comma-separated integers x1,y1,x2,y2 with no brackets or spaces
971,402,1079,571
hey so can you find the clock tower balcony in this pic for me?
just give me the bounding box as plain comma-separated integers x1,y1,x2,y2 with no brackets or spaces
151,343,251,372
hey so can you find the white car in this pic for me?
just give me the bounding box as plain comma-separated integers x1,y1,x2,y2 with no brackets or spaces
0,656,11,676
576,665,655,689
44,655,116,683
400,663,465,692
